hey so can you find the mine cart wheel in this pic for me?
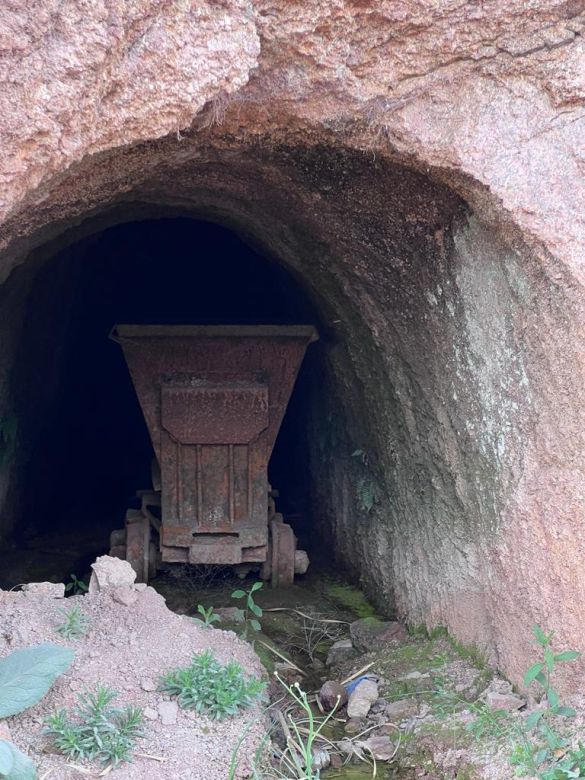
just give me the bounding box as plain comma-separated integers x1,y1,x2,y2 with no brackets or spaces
125,511,152,583
268,516,296,588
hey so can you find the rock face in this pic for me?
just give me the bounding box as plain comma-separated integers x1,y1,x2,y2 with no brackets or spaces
0,1,584,690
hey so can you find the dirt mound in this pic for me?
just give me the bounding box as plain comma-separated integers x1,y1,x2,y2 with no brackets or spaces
0,583,266,779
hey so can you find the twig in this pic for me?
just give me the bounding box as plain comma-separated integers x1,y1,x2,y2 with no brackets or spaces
256,639,307,676
341,662,375,685
263,607,348,624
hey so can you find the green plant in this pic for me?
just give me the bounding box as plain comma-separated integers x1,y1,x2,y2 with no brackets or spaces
64,573,88,596
193,604,220,628
509,625,581,779
44,686,143,768
0,643,74,780
159,649,265,720
271,676,344,779
231,581,263,637
56,604,90,640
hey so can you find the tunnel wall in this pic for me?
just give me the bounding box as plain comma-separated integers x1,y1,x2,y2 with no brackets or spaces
1,0,584,687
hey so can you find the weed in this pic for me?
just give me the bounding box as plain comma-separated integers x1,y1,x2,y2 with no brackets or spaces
159,649,266,720
193,604,220,628
45,686,143,767
56,604,90,640
0,644,73,780
509,625,581,779
64,573,88,596
231,581,263,638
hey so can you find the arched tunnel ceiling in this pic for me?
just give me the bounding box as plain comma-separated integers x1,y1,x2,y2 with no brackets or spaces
0,1,584,690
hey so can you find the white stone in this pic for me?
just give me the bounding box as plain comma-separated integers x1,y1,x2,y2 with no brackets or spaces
347,679,378,719
89,555,136,593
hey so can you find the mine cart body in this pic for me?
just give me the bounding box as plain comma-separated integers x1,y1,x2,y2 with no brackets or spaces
110,325,317,584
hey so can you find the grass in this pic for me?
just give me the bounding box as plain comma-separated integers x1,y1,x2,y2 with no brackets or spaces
159,649,266,720
44,686,143,767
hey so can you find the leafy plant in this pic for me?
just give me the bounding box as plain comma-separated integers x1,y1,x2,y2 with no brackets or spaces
56,604,90,640
193,604,220,628
44,685,143,768
159,649,265,720
510,625,581,779
0,643,74,780
231,581,263,637
64,574,88,596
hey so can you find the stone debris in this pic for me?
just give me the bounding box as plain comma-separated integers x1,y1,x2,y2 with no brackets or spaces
358,735,396,761
326,638,357,666
112,585,139,606
140,677,157,692
485,691,525,712
157,700,179,726
312,746,331,770
319,680,348,711
347,678,379,719
350,618,407,652
89,555,136,593
144,707,159,721
22,582,65,598
385,698,419,721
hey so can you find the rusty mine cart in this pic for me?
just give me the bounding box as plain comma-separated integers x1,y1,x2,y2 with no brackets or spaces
108,325,318,587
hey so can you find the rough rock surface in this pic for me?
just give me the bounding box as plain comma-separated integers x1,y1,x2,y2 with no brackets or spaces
347,679,379,720
0,0,584,690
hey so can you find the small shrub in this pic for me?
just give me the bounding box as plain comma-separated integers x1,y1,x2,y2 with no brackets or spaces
231,581,263,638
56,604,90,640
44,686,143,767
510,625,581,779
193,604,220,628
64,574,88,596
0,643,74,780
159,649,265,720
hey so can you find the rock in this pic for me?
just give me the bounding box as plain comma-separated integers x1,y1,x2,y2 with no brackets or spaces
157,700,179,725
89,556,136,593
319,681,348,712
349,618,406,652
294,550,310,575
326,639,357,666
359,735,396,761
22,582,65,598
133,583,148,592
112,586,138,606
370,697,388,714
312,747,330,770
311,658,325,672
344,718,366,736
215,606,245,623
140,677,157,692
0,722,12,741
485,691,525,712
144,707,159,721
330,753,343,769
385,698,419,721
347,679,379,719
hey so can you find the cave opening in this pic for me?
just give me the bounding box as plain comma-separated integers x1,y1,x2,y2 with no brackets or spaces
0,217,327,588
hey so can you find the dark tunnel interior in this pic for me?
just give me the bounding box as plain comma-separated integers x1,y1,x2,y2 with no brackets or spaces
0,218,326,587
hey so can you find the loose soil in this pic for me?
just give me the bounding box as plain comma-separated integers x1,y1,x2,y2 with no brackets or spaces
0,585,265,779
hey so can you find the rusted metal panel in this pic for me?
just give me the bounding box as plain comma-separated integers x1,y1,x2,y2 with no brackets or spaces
112,325,317,568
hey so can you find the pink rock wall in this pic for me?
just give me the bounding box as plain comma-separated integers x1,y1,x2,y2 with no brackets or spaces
0,0,584,686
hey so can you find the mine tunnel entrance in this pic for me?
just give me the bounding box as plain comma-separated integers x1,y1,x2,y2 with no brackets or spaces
0,217,326,589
